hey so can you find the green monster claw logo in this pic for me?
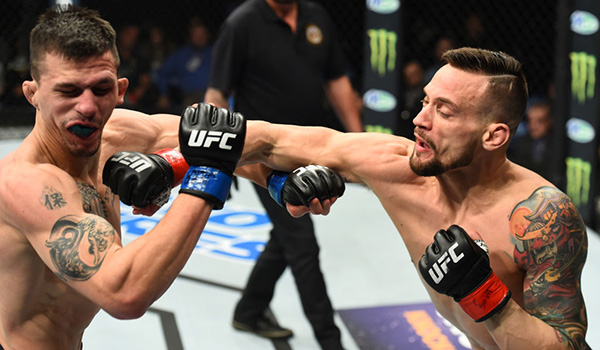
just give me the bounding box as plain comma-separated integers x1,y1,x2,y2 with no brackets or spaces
569,52,596,104
365,124,393,134
367,29,397,76
565,157,591,207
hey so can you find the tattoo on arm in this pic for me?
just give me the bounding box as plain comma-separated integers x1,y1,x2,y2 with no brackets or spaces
45,215,115,281
40,186,67,210
510,186,589,349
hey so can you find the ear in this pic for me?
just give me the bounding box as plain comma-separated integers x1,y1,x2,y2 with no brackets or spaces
22,80,39,109
116,77,129,105
481,123,510,151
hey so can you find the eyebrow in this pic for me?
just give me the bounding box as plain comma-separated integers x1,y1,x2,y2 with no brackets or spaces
54,77,114,89
434,97,459,111
423,87,460,111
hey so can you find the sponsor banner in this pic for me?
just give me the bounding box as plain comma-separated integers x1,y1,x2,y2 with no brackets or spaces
565,0,599,225
362,0,401,134
338,302,471,350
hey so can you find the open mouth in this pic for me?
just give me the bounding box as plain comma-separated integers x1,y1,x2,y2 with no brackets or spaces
414,135,432,152
68,124,97,138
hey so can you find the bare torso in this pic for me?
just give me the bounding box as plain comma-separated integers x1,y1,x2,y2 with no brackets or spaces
364,151,556,349
0,108,178,350
0,138,122,349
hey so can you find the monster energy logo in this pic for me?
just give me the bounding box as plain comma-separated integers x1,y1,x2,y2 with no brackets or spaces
570,52,597,104
367,29,397,76
566,157,592,207
365,124,393,134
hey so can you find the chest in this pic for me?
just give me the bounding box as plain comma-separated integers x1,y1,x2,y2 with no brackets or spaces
375,185,524,289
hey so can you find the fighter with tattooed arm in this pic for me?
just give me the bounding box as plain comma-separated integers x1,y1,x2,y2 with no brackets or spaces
238,47,590,349
0,6,342,350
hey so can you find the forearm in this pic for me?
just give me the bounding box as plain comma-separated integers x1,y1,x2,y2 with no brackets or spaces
485,300,571,350
241,120,370,183
241,121,332,168
234,163,271,187
102,195,211,318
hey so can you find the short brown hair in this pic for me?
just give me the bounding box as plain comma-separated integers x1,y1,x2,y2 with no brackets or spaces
29,5,120,81
441,47,528,134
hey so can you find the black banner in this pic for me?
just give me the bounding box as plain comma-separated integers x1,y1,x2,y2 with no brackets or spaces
565,0,599,226
362,0,401,134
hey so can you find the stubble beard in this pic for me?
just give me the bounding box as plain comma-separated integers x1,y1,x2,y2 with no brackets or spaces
409,140,478,177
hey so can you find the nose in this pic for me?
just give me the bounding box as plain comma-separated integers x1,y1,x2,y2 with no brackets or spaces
75,89,98,118
412,104,431,130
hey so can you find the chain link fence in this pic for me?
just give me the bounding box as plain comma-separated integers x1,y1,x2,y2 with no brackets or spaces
0,0,556,127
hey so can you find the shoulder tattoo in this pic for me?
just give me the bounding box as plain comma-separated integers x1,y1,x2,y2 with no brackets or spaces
40,186,67,210
45,215,115,281
509,186,588,348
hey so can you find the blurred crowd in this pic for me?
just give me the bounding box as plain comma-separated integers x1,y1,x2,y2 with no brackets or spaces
0,13,216,117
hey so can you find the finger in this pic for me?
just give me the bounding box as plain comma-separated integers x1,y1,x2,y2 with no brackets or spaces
286,204,311,218
132,204,161,216
313,198,331,215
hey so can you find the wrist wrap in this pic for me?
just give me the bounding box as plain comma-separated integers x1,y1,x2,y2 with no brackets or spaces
267,171,289,206
154,148,189,186
457,271,511,322
179,166,232,209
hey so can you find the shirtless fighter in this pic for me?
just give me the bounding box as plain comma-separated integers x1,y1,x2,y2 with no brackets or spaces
238,47,590,349
0,6,342,350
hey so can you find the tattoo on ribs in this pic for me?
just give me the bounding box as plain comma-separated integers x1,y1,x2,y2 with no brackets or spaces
510,186,588,348
40,186,67,210
45,215,115,281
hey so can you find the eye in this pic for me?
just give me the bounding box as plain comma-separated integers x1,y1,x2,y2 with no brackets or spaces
437,108,449,118
93,87,112,96
59,89,82,97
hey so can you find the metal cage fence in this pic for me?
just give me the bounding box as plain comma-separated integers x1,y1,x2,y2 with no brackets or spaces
0,0,556,124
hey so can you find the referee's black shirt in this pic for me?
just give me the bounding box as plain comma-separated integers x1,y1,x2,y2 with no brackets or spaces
208,0,347,126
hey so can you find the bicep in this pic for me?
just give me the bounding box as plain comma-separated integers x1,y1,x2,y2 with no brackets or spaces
511,187,588,347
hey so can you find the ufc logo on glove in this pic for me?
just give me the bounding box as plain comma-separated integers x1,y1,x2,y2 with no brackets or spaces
187,130,237,150
427,242,464,284
110,152,154,173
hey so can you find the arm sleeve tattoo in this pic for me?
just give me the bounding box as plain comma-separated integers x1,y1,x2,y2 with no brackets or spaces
510,186,589,349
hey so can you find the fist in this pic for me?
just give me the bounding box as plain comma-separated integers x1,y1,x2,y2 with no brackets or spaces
102,151,174,207
179,103,246,176
418,225,511,322
268,165,345,207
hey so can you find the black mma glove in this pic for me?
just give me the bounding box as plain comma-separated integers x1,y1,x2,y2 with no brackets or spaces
418,225,511,322
267,165,345,206
178,103,246,209
102,149,189,208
